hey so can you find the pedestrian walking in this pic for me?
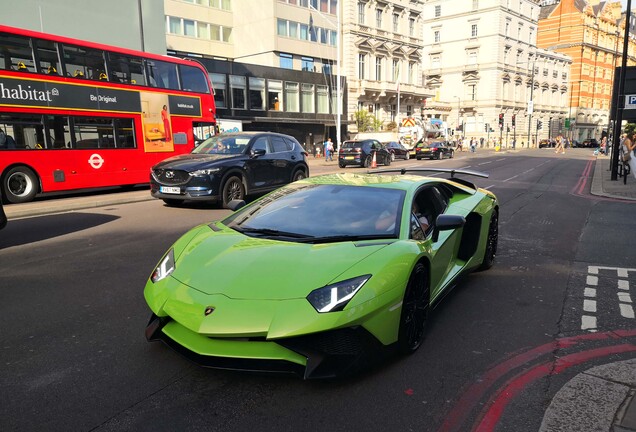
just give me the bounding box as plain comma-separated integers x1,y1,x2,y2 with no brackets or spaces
324,137,334,161
470,137,476,153
554,134,565,154
622,131,636,179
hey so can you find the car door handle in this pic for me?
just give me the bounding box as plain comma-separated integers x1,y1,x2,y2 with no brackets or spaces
291,155,296,160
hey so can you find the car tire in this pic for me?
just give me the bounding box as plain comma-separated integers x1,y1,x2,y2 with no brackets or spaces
221,176,245,209
435,153,441,160
2,165,39,203
416,156,421,160
363,155,372,168
338,162,346,168
292,169,306,182
397,262,429,354
477,209,498,271
385,154,391,166
449,150,454,159
162,198,183,207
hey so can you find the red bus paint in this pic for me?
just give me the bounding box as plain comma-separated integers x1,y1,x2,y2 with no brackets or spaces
0,25,216,203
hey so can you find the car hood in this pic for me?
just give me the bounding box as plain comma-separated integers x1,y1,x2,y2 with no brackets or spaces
171,226,389,300
154,153,241,171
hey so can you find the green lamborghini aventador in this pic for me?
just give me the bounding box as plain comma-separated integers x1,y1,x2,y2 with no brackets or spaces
144,168,499,378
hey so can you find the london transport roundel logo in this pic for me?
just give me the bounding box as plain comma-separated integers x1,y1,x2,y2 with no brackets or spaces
88,153,104,169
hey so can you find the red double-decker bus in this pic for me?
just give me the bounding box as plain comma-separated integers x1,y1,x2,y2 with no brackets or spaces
0,25,216,203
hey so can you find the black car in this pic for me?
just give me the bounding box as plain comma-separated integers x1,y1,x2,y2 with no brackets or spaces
383,141,411,160
150,132,309,208
539,139,556,148
338,139,391,168
414,141,454,160
581,138,599,148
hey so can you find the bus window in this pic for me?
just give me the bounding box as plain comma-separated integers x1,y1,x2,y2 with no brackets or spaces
114,118,135,148
0,115,44,149
72,117,115,149
146,59,179,90
0,33,35,72
43,115,71,148
62,44,106,80
179,64,209,93
35,39,60,75
108,53,146,86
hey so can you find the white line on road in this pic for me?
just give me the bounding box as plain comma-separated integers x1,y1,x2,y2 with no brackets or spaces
503,175,519,182
619,280,630,290
618,292,632,304
495,158,506,162
583,299,597,313
484,184,496,190
586,276,598,286
619,304,635,319
584,288,596,297
581,315,597,331
478,161,493,165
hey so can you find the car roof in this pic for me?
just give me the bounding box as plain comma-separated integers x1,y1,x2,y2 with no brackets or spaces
218,131,295,140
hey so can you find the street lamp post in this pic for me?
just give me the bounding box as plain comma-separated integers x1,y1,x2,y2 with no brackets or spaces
453,96,460,138
527,59,536,148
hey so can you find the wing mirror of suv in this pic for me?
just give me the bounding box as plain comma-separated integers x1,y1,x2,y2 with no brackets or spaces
250,148,266,158
432,214,465,242
227,199,246,211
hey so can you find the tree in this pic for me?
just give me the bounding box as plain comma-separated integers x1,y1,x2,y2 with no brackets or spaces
353,110,374,132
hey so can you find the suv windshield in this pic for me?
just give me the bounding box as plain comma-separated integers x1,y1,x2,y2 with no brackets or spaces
192,135,251,155
342,141,360,149
223,183,405,242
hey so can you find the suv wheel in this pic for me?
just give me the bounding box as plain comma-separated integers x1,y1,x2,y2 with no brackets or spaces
222,176,245,208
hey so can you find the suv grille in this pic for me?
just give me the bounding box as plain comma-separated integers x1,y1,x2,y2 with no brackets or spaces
153,169,190,185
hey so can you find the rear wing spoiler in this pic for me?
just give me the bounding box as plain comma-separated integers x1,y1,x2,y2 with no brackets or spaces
367,167,489,191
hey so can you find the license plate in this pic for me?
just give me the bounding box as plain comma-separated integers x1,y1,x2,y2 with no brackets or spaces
345,156,355,160
160,186,181,194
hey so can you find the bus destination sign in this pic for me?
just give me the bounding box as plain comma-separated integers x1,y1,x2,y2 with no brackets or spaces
0,76,142,113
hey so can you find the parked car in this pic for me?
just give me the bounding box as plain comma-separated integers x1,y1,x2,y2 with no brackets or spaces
338,139,392,168
383,141,411,160
150,132,309,208
539,139,555,148
414,141,454,160
581,138,599,148
144,169,498,378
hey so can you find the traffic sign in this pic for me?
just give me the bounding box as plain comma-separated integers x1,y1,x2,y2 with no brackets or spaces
625,95,636,110
527,101,534,114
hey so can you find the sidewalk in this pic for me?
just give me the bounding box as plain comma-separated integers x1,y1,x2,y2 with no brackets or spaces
591,154,636,201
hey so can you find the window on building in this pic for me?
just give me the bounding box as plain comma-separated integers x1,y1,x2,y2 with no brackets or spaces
211,73,226,108
472,0,479,10
468,51,477,65
467,84,476,101
431,55,440,69
434,30,440,43
409,18,415,36
358,2,365,24
505,22,509,36
376,8,383,28
211,24,221,40
358,53,366,79
278,19,288,36
375,57,382,81
301,83,315,113
230,75,246,109
249,77,265,110
300,23,309,40
392,59,399,82
320,0,328,12
301,57,314,71
330,30,337,46
393,13,399,32
221,27,232,42
317,85,329,113
197,22,210,39
434,5,441,17
280,53,293,69
168,16,181,34
408,62,415,84
184,19,196,37
285,82,299,112
268,80,283,110
471,24,478,37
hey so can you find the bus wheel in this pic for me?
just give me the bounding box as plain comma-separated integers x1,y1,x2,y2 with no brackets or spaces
222,176,245,209
3,166,39,203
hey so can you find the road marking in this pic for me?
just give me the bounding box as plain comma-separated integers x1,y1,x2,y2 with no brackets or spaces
478,161,493,165
495,158,506,162
484,184,496,190
582,266,635,331
503,175,519,182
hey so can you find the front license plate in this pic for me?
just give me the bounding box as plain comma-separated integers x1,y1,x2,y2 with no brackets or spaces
345,156,355,160
160,186,181,194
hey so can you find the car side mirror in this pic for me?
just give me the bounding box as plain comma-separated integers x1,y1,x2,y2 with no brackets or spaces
227,199,246,211
250,148,266,158
432,214,465,242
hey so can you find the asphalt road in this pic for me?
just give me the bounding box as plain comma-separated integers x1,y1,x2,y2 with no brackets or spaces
1,149,635,432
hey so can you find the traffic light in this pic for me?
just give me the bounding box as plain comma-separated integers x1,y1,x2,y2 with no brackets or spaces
512,114,516,128
537,119,543,130
498,113,504,129
485,123,489,132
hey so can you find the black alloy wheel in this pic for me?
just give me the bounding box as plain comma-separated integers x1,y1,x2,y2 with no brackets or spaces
363,155,372,168
385,153,391,166
397,262,430,354
292,169,306,182
221,176,245,208
3,165,39,203
478,209,499,271
339,162,346,168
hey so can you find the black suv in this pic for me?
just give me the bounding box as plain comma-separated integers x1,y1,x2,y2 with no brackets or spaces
338,139,391,168
150,132,309,208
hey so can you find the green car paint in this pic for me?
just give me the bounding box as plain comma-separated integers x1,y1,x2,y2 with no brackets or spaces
144,171,498,378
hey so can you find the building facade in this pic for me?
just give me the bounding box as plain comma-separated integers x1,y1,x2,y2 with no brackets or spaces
343,0,435,133
422,0,571,146
537,0,636,143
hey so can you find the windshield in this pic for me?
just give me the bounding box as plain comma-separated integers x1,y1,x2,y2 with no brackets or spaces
223,184,405,242
192,135,251,155
342,141,360,149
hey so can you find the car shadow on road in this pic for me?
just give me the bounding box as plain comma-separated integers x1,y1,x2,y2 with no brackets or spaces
0,212,119,249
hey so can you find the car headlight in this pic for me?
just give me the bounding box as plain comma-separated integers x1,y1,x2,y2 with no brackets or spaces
307,275,371,313
191,168,220,176
150,249,175,283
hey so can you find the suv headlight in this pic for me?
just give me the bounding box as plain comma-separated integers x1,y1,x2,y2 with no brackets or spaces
150,249,175,283
191,168,220,176
307,275,371,313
